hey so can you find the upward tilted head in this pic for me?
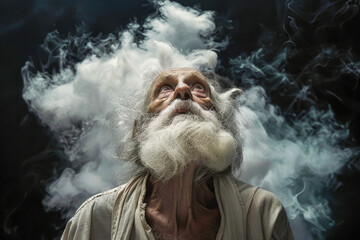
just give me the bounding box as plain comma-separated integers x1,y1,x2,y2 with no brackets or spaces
120,67,244,180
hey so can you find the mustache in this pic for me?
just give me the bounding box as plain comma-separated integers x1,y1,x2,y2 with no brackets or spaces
152,99,218,127
164,99,204,115
139,98,236,180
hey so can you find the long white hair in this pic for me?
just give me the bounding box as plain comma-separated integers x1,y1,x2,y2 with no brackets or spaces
116,71,244,181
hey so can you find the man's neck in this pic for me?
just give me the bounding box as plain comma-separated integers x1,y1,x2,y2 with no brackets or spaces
144,162,221,240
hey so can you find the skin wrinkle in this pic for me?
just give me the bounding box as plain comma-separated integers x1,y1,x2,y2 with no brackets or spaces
144,163,221,240
119,69,244,177
143,68,222,240
147,68,214,113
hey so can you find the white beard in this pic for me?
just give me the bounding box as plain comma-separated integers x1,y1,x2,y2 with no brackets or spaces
139,100,237,180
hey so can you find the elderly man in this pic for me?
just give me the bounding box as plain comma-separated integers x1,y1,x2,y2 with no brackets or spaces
61,68,293,240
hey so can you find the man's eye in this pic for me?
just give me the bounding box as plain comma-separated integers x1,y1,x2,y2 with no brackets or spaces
192,84,205,91
159,85,172,93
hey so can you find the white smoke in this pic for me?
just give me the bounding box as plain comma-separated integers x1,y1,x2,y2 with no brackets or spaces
229,48,360,239
22,0,220,218
22,0,358,239
237,87,354,239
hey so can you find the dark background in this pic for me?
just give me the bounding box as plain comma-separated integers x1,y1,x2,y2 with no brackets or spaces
1,0,359,239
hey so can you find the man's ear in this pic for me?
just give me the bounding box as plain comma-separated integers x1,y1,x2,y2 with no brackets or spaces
132,119,140,139
214,88,243,116
132,115,150,139
219,88,244,103
228,88,244,99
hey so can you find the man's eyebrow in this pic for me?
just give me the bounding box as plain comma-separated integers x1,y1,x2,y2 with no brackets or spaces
183,72,207,83
151,75,175,96
161,74,173,79
155,74,175,85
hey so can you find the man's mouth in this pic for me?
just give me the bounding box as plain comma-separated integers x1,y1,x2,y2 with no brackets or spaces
175,108,187,114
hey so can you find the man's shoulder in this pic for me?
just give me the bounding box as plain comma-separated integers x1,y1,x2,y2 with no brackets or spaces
231,178,293,239
61,182,136,240
74,184,125,216
230,176,284,212
215,175,293,239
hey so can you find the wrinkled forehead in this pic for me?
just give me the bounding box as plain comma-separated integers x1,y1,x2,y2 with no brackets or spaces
151,67,207,87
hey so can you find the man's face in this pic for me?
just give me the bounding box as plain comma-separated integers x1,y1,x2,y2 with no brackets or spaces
137,68,238,180
147,68,214,113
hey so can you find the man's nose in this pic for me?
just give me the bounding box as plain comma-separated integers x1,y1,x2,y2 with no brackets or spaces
174,82,193,100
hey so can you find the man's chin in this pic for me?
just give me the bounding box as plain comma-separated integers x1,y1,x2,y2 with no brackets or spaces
139,100,236,181
170,112,202,124
145,161,225,182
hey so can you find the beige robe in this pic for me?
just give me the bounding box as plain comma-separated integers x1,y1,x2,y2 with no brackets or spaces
61,173,293,240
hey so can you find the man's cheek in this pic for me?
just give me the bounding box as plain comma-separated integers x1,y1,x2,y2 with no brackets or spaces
197,98,214,109
148,100,166,113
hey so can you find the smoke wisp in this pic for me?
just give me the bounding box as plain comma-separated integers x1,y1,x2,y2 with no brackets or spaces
22,0,360,239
